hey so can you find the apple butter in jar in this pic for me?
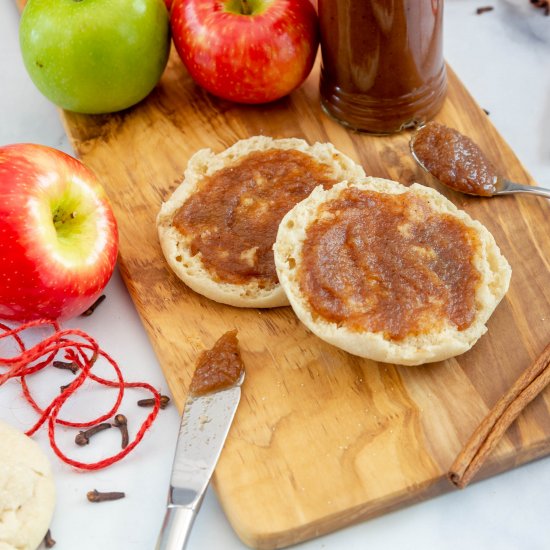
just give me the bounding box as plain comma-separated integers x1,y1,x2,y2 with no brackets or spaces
318,0,447,134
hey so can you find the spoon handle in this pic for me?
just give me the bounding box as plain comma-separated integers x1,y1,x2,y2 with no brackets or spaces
498,179,550,199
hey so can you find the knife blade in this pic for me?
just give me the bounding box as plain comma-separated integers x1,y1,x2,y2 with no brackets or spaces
155,370,244,550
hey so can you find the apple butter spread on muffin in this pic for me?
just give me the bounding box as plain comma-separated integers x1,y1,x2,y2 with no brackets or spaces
274,177,511,365
157,136,364,307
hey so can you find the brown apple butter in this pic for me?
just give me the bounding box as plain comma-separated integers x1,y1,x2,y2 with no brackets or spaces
318,0,447,133
173,149,340,286
189,330,244,396
412,122,498,196
299,187,481,340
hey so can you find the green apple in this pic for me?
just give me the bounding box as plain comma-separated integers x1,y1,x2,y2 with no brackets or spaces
19,0,170,114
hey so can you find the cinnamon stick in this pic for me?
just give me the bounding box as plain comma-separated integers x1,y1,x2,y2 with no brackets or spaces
449,341,550,489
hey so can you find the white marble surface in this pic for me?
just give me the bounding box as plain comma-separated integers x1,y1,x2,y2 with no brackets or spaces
1,1,550,549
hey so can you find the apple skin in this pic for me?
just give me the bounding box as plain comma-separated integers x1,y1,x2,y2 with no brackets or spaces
170,0,319,104
0,144,119,322
19,0,170,114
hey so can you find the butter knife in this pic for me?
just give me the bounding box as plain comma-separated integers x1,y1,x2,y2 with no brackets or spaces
155,371,244,549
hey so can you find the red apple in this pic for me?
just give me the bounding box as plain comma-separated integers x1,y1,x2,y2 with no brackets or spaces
170,0,319,104
0,144,118,322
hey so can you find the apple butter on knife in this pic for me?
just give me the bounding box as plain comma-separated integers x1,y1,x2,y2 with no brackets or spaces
189,330,244,397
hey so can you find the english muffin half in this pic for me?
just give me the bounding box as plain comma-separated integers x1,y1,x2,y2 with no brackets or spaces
274,177,511,365
157,136,365,307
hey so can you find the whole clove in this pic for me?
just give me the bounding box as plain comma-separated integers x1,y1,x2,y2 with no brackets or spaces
75,423,112,446
52,360,79,374
476,6,494,14
87,489,125,503
81,294,106,317
44,529,56,548
531,0,549,15
137,395,170,409
113,414,129,449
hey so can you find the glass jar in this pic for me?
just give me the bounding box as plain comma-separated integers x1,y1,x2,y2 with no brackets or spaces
318,0,447,134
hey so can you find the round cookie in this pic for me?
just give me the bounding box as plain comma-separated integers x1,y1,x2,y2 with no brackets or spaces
0,421,56,550
274,177,512,366
157,135,365,308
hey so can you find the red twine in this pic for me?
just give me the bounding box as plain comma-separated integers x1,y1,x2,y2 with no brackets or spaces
0,319,161,471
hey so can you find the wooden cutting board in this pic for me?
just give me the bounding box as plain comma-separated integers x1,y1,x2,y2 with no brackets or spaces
18,12,550,546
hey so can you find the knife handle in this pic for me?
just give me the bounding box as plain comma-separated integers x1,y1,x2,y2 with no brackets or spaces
155,506,196,550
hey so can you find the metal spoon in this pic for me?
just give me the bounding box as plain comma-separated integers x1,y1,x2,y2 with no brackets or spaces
409,131,550,199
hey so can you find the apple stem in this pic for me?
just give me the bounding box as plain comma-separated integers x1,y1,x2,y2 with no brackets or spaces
240,0,252,15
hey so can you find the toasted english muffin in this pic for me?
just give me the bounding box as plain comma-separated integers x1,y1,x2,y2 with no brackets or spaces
157,136,365,307
274,177,511,365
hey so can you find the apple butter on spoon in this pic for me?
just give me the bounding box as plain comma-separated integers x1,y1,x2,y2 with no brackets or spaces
410,122,550,199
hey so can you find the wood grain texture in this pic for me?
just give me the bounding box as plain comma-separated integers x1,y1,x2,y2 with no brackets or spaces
34,46,550,548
